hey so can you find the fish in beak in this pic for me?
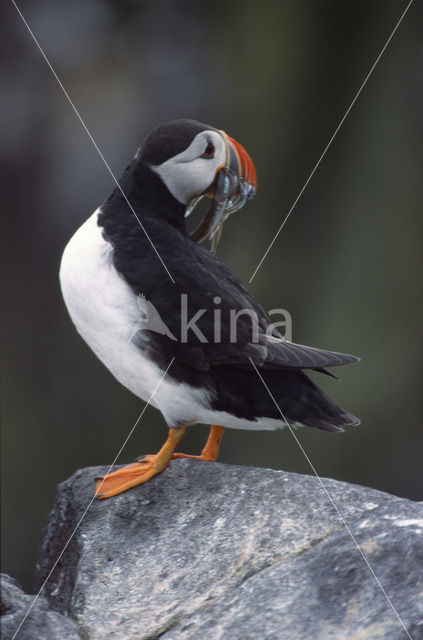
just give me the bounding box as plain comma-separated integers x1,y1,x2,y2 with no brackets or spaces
186,131,257,252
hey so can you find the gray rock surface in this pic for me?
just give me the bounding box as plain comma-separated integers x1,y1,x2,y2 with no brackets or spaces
35,461,423,640
1,573,82,640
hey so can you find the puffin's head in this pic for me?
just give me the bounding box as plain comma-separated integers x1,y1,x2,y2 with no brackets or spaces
136,119,257,250
138,119,257,205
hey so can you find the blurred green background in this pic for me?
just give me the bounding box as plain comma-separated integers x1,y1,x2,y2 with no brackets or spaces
2,0,422,593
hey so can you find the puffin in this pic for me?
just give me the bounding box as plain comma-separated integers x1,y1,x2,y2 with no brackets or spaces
59,119,360,499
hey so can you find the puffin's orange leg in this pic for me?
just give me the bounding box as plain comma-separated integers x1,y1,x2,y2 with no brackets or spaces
172,425,225,462
95,425,186,499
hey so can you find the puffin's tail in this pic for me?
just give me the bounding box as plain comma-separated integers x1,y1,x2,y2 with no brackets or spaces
264,368,360,432
210,365,360,432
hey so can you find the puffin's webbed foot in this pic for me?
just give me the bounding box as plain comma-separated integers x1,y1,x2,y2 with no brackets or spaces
95,425,186,499
95,424,225,499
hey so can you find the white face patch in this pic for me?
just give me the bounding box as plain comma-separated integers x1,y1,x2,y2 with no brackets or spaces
151,130,227,204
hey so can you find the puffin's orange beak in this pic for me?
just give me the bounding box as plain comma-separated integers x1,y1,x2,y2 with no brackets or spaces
222,132,257,192
187,130,257,251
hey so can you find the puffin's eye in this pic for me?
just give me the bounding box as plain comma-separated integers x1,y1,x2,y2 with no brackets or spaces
201,142,215,159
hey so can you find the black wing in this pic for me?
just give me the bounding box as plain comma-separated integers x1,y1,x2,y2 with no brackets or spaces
115,224,359,373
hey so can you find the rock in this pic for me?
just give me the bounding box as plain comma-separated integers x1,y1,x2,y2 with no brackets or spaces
35,461,423,640
1,573,82,640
